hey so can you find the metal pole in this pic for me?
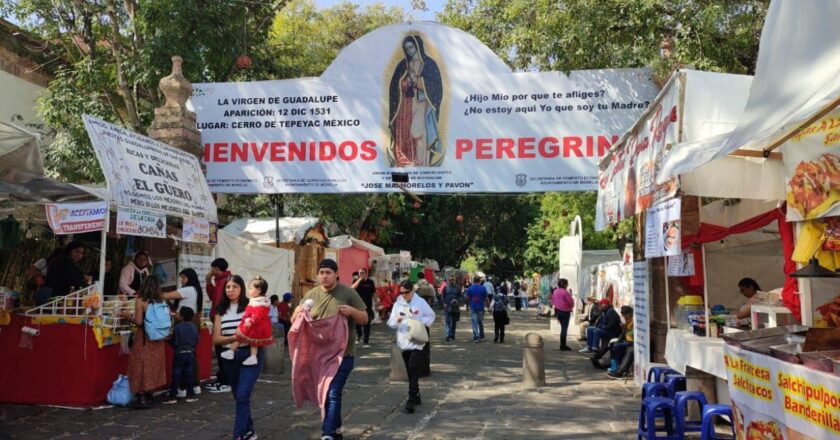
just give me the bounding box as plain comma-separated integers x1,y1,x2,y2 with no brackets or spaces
274,195,281,247
702,244,710,337
97,209,109,316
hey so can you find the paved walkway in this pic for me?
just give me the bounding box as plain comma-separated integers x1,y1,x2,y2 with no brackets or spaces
1,310,640,439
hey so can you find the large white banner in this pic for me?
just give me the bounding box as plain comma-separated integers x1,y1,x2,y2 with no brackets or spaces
83,115,217,221
191,23,658,194
644,198,681,258
45,201,107,235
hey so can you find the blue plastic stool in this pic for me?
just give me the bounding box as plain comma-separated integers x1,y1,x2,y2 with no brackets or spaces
647,366,679,383
701,404,736,440
638,397,683,440
642,382,670,400
665,374,687,397
675,391,708,433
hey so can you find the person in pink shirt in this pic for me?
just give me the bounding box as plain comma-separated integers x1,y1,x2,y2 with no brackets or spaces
551,278,574,351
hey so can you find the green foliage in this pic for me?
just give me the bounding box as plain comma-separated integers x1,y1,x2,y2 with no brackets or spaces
439,0,769,74
3,0,289,182
522,192,633,274
270,0,405,78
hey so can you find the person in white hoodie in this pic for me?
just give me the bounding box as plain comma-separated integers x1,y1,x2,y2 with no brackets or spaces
388,280,435,414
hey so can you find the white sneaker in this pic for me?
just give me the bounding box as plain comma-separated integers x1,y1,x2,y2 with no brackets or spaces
220,349,235,360
193,386,202,395
176,388,187,398
242,355,258,366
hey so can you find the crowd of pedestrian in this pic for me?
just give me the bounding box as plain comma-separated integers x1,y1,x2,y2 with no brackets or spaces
75,244,629,440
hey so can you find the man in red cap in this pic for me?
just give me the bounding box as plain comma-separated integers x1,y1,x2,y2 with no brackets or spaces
580,298,622,353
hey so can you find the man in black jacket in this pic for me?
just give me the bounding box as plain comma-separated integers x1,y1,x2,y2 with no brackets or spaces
581,299,622,352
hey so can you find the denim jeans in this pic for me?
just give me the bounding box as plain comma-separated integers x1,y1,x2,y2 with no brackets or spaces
214,345,230,385
587,327,609,350
470,310,485,340
224,346,264,439
444,310,456,339
323,356,355,436
169,351,196,398
555,309,571,348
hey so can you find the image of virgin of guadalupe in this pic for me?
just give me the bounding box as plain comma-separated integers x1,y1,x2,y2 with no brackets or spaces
388,35,443,167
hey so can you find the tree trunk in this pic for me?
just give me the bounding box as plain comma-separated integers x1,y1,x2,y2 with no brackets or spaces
105,0,143,131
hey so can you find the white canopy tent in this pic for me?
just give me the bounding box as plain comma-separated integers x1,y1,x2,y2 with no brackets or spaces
222,217,321,244
658,0,840,182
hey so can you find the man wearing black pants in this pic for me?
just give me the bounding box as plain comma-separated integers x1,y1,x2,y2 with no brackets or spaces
388,280,435,414
352,268,376,347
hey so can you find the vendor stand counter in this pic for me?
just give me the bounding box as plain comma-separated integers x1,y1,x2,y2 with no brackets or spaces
0,314,213,407
665,328,731,403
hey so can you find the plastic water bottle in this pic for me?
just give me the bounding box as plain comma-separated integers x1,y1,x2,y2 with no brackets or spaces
609,358,617,373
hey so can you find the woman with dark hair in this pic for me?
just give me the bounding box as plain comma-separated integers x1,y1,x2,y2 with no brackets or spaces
736,278,768,320
388,34,443,167
41,241,87,304
552,278,574,351
163,268,206,397
213,275,261,440
123,277,167,409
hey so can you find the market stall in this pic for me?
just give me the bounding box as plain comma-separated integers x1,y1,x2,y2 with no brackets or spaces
630,2,840,436
0,115,219,406
222,217,327,300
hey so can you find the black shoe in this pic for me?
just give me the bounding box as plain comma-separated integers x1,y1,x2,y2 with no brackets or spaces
409,395,422,405
493,339,498,343
499,339,504,343
561,346,573,351
402,402,416,414
606,371,624,379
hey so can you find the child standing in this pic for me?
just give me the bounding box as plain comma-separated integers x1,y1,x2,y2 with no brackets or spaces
221,276,273,365
164,307,199,404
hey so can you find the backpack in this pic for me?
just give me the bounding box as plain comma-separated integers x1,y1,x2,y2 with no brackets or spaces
106,375,133,406
449,299,460,322
144,301,172,341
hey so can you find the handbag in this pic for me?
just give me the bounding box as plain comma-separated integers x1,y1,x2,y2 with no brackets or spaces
106,374,133,406
406,318,429,344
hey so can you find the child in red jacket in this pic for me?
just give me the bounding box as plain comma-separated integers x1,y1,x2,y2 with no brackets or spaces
221,276,274,365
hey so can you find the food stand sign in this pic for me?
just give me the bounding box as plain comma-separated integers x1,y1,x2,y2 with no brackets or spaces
183,217,211,244
595,77,681,231
45,201,107,234
116,208,166,238
782,108,840,221
190,22,658,194
83,115,217,222
644,198,681,258
724,344,840,439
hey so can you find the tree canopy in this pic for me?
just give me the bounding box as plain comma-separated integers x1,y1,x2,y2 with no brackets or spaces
1,0,771,277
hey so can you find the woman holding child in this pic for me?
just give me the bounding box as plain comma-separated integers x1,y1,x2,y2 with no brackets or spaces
213,274,269,440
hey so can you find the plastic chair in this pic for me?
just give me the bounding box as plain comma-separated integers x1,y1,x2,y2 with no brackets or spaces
665,374,687,397
637,397,683,440
701,404,736,440
642,382,670,400
647,365,679,383
675,390,707,433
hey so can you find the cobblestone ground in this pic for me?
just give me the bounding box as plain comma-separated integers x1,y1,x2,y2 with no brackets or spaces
0,310,641,439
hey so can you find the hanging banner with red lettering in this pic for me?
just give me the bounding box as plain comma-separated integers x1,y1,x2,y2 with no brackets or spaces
190,22,658,194
595,75,681,230
83,115,217,222
724,344,840,439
